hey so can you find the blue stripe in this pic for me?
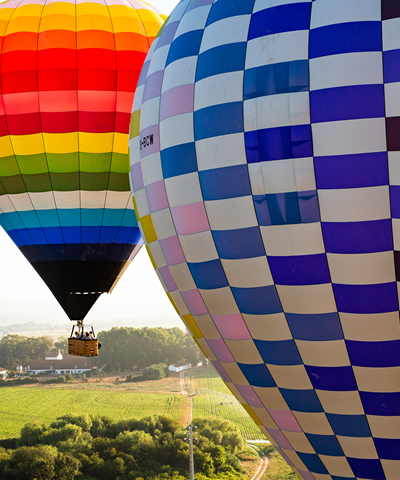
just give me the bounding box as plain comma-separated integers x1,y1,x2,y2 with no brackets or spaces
374,438,400,460
245,125,313,163
269,253,330,285
161,143,198,179
244,60,309,100
286,312,343,341
199,165,251,201
212,227,265,259
248,3,311,40
254,339,302,365
238,363,276,388
360,391,400,416
347,459,385,480
166,30,203,66
305,434,343,457
205,0,255,26
314,152,388,189
333,282,398,314
195,43,247,81
253,191,320,226
309,22,382,58
296,453,328,475
326,413,371,437
231,285,282,314
383,49,400,83
305,365,358,391
322,220,393,253
346,340,400,367
280,388,323,413
194,102,243,141
0,209,135,229
310,85,385,123
188,259,229,289
390,185,400,218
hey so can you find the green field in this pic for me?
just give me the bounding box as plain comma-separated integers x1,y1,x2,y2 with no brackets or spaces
187,368,267,441
0,368,266,442
0,386,187,439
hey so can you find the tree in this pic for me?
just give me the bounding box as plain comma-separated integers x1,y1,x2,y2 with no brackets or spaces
54,337,68,355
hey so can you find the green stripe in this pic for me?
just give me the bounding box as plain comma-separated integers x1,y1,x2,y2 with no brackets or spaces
0,172,130,194
47,153,80,173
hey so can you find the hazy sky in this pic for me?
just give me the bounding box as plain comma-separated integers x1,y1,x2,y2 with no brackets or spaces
0,0,181,336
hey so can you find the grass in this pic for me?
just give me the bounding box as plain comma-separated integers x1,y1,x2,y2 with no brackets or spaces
0,386,187,439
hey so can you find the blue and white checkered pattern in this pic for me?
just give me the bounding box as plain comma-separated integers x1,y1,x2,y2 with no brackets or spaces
130,1,400,478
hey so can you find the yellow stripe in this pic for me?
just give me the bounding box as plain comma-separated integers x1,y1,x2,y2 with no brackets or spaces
242,404,262,424
42,2,75,16
113,133,128,155
193,338,207,358
40,14,76,32
132,196,140,222
77,14,113,32
76,2,110,15
129,110,140,140
145,244,157,270
108,4,143,18
182,314,203,339
8,4,42,18
111,16,148,34
7,16,41,34
78,132,114,153
0,136,14,158
140,214,157,243
11,134,44,156
43,132,79,154
166,292,180,315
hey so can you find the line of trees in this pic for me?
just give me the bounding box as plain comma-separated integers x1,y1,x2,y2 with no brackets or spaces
0,335,59,369
93,327,206,372
0,414,246,479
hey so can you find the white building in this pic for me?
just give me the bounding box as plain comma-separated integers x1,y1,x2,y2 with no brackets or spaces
0,367,7,378
169,362,191,372
28,353,92,375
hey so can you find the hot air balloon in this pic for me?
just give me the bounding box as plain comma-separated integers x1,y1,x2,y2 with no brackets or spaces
0,0,165,343
130,0,400,478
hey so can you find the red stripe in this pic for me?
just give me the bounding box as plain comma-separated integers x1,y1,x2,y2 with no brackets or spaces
116,50,146,69
41,111,78,133
2,32,38,53
115,112,130,134
2,71,38,94
78,111,116,133
77,49,117,70
0,116,8,137
38,70,78,91
2,51,37,72
38,48,77,69
116,71,140,92
6,113,41,135
78,69,116,91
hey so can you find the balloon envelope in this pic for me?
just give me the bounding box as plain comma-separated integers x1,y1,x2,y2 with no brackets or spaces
130,1,400,478
0,0,165,320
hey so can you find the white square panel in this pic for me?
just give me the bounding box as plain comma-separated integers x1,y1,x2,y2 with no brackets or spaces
162,56,198,93
174,5,211,39
196,132,247,171
295,340,350,367
385,82,400,117
199,14,251,53
151,207,177,240
383,17,400,51
310,0,381,29
140,96,160,130
169,262,197,291
261,223,325,256
205,196,258,230
160,112,194,150
165,172,203,207
318,186,390,222
194,71,244,110
310,52,383,90
353,366,400,393
140,151,163,186
178,230,219,262
277,284,336,314
221,256,273,288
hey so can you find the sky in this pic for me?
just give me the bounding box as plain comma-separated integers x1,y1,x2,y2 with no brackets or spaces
0,0,181,337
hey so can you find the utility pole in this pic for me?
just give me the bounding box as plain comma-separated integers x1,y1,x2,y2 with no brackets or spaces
189,424,194,480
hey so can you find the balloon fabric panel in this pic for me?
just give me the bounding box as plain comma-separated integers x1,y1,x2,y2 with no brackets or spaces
0,0,165,320
130,0,400,479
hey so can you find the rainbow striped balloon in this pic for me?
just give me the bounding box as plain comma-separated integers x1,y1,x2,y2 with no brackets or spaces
0,0,165,319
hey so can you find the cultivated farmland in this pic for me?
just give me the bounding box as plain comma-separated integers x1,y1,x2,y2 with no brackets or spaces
0,387,187,439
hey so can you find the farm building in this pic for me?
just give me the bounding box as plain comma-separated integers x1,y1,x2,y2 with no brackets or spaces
0,367,7,378
169,362,191,372
28,353,92,375
45,350,63,360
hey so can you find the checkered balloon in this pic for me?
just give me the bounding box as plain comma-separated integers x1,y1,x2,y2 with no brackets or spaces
129,1,400,478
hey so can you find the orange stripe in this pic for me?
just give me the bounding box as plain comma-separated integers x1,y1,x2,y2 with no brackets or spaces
2,31,38,52
77,29,115,50
114,31,149,52
38,29,76,50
